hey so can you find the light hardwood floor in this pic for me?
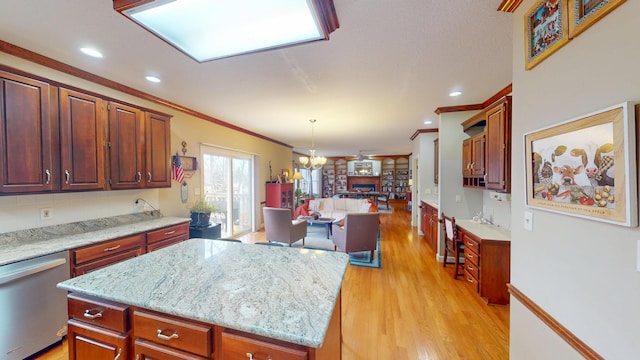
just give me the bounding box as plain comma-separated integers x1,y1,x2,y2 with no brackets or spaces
35,200,509,360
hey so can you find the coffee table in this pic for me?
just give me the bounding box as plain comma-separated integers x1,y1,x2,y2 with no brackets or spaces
301,217,335,239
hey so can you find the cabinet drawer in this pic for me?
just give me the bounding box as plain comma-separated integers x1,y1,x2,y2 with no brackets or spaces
73,234,145,265
147,236,185,252
134,338,208,360
462,234,480,254
464,272,479,292
147,223,189,244
68,293,129,332
133,309,212,357
221,330,308,360
464,260,479,281
464,248,480,267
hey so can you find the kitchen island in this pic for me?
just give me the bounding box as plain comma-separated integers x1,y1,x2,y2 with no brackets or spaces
58,238,348,359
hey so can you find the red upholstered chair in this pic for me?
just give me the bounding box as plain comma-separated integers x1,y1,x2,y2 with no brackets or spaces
263,207,307,246
441,213,464,279
331,213,380,258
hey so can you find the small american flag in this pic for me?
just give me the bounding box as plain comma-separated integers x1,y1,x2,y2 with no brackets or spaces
172,152,184,183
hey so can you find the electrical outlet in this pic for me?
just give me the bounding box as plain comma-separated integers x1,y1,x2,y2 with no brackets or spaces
133,199,142,209
425,188,431,194
40,207,53,220
455,194,461,203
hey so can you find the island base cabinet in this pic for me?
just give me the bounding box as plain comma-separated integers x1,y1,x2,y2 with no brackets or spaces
135,338,208,360
221,331,308,360
67,319,129,360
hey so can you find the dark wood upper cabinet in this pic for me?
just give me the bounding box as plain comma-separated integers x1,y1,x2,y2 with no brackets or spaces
59,88,106,191
108,102,145,190
0,70,55,193
144,112,171,188
485,96,511,192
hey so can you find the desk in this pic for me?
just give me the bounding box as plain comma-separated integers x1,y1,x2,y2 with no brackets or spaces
455,220,511,305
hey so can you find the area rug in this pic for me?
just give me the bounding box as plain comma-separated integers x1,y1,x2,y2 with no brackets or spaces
293,223,382,269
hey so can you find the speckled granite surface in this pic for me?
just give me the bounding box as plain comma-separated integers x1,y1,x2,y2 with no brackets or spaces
0,213,190,266
58,238,348,348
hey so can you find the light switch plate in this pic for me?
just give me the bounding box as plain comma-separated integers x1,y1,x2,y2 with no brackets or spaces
524,211,533,231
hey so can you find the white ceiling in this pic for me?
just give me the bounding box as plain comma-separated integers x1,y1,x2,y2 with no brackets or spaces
0,0,513,157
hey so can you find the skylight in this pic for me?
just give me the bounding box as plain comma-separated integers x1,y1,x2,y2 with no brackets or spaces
115,0,339,62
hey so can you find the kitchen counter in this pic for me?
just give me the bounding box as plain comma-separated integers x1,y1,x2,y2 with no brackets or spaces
455,219,511,241
0,213,190,266
421,198,439,209
58,238,349,348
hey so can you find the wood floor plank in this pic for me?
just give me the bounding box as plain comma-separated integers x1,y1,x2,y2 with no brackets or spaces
36,200,509,360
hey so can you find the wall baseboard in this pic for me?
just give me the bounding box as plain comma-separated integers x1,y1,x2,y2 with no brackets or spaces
508,284,603,360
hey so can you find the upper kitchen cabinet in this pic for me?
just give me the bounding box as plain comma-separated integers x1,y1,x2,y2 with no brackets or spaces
461,95,511,192
59,88,107,191
0,70,55,193
108,103,172,190
108,102,145,190
484,96,511,192
144,112,171,188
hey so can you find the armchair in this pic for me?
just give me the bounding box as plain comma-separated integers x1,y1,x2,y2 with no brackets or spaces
263,207,307,246
331,213,380,258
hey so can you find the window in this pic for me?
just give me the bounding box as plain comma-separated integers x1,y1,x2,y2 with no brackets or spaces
201,146,254,238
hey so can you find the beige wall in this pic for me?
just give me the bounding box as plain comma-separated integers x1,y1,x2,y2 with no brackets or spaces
0,52,292,232
510,1,640,358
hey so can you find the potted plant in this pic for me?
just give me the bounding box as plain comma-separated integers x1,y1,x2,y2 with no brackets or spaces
189,197,217,227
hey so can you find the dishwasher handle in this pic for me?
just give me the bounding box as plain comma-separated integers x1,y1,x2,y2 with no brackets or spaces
0,257,67,286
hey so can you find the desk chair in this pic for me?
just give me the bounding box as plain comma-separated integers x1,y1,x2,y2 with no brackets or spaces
441,213,465,279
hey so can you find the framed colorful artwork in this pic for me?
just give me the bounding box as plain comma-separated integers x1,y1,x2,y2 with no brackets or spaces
524,102,637,227
524,0,569,70
568,0,626,38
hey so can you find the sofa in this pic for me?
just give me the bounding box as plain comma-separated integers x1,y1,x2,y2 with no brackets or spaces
294,197,377,221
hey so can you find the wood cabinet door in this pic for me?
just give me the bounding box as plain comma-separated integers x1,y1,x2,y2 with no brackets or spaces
0,70,55,193
462,138,472,176
59,88,106,191
67,319,129,360
145,112,171,188
429,207,438,251
471,133,485,175
485,97,511,192
109,102,144,189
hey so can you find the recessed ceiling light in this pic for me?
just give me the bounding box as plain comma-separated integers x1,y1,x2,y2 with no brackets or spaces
80,47,103,58
145,75,161,83
449,91,463,97
424,120,432,125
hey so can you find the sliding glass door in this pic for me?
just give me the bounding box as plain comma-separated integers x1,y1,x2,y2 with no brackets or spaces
201,147,253,238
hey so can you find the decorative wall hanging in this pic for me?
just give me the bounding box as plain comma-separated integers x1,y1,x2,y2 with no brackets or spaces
568,0,626,38
524,102,637,227
524,0,569,70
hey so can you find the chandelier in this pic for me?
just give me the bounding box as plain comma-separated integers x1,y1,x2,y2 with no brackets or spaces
299,119,327,170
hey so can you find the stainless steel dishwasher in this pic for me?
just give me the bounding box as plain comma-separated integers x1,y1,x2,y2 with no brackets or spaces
0,251,69,359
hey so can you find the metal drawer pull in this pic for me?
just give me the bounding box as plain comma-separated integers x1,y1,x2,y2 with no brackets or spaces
45,169,51,184
246,353,272,360
136,171,142,183
157,329,179,340
103,245,121,252
466,242,474,247
467,265,474,271
164,230,176,235
467,277,474,283
114,348,122,360
65,170,70,184
83,309,103,319
147,172,152,181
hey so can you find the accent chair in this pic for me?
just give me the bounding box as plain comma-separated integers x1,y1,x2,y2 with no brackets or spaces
331,212,380,258
263,207,307,246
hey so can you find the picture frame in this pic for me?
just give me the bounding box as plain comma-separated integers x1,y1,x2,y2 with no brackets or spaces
568,0,626,38
173,156,197,171
524,102,637,227
524,0,570,70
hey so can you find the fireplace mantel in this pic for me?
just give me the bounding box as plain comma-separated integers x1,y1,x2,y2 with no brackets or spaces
346,176,381,192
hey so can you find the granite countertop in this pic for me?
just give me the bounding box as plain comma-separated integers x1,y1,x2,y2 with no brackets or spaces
455,219,511,241
0,213,190,266
420,198,439,209
58,238,349,348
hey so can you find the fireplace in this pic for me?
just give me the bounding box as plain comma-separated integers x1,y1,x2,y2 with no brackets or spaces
347,176,380,192
352,184,376,192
